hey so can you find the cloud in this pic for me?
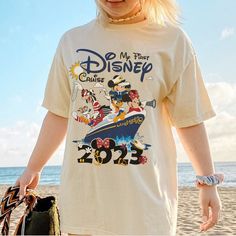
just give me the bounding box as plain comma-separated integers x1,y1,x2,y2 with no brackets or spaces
205,73,223,82
0,121,65,167
220,27,235,40
206,82,236,115
174,82,236,163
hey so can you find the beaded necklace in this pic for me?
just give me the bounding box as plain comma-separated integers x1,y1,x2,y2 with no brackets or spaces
108,5,144,23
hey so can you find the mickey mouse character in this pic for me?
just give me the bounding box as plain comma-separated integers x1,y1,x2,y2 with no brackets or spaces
107,75,131,122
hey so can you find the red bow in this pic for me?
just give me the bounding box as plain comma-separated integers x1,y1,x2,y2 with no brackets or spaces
129,90,139,100
139,155,147,164
96,138,110,149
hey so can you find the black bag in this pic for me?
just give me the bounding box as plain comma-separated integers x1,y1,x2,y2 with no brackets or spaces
0,186,61,235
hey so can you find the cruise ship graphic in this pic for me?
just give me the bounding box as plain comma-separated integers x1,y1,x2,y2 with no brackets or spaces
83,110,146,144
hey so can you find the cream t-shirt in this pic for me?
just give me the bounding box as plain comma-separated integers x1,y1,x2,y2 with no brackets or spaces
42,18,216,235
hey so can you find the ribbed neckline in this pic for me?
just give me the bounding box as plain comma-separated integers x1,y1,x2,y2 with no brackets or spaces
95,18,150,30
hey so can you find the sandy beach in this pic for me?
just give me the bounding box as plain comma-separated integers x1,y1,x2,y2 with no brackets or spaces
0,185,235,235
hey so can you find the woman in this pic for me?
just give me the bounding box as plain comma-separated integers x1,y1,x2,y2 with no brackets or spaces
15,0,223,235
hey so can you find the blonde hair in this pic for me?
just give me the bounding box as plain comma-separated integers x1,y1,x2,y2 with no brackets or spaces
95,0,181,26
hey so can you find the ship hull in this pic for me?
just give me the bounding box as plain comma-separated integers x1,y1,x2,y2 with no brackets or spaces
84,112,145,144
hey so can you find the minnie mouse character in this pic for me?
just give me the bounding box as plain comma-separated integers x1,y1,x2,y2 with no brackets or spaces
127,90,144,113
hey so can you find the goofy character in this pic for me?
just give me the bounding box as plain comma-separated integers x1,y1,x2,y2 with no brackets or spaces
72,105,91,125
80,89,111,127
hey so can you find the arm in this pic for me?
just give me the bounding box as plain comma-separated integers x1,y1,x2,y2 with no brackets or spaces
176,122,214,175
176,122,222,232
15,111,68,197
27,111,68,172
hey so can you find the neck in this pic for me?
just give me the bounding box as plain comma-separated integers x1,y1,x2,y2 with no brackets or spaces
108,4,146,25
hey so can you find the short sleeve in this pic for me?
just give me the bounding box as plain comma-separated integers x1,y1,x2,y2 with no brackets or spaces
41,36,71,118
164,51,216,128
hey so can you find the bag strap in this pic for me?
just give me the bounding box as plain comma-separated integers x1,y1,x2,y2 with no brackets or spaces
0,186,24,235
1,214,10,236
13,193,39,236
0,186,39,235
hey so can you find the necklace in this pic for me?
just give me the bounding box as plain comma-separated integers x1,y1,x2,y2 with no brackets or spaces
108,6,143,23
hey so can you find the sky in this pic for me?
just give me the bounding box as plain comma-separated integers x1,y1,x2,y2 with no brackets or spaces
0,0,236,167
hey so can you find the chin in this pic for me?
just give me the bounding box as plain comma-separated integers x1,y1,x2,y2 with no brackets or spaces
104,0,126,10
99,0,133,18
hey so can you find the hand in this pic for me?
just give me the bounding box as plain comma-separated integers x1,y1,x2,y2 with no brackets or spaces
199,186,222,232
14,167,41,200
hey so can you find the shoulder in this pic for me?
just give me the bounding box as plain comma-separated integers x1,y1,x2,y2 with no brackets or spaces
148,22,196,61
64,19,96,38
155,23,198,84
163,23,196,68
162,23,195,53
58,19,97,45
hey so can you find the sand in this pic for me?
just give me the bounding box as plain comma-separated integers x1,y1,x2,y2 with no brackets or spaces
177,187,236,236
0,185,235,235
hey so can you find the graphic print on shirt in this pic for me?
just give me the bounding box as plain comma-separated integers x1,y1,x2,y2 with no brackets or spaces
69,49,156,166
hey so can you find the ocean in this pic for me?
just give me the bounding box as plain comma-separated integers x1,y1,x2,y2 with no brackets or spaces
0,162,235,187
